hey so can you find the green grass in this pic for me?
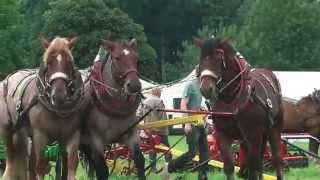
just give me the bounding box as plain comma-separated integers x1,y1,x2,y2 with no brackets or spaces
39,136,320,179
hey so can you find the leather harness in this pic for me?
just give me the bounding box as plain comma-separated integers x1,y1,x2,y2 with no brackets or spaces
89,57,140,117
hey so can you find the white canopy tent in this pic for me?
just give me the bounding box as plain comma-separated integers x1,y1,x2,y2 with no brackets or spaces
142,70,320,111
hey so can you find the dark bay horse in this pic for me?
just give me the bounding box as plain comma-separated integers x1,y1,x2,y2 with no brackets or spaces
283,89,320,154
193,37,284,180
81,39,144,180
0,37,85,180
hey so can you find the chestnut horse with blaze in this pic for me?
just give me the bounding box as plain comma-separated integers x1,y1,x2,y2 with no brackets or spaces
0,37,85,180
193,37,284,180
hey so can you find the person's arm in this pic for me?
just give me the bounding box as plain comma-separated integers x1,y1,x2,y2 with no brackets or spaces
181,97,193,134
159,101,168,120
180,98,189,111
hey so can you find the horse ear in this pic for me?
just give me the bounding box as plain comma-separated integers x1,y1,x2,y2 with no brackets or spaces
68,37,78,50
192,37,203,48
102,39,115,51
40,37,50,49
128,38,137,50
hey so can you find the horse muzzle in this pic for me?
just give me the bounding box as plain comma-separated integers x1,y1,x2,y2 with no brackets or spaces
200,70,219,100
124,78,141,95
49,79,69,106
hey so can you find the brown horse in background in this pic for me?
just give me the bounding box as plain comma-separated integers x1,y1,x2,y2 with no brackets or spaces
282,89,320,155
80,39,144,180
0,37,85,180
193,37,284,180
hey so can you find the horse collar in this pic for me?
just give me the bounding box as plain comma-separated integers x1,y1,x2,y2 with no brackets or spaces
212,58,252,113
36,69,85,116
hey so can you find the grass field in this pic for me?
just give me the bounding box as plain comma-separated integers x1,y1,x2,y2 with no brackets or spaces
39,135,318,179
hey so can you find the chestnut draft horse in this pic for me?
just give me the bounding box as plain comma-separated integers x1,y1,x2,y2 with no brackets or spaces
80,39,144,180
283,89,320,155
193,37,284,180
0,37,85,180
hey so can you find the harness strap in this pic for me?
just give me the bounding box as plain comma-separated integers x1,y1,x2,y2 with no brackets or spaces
251,87,275,127
10,71,36,97
15,95,38,130
16,76,37,114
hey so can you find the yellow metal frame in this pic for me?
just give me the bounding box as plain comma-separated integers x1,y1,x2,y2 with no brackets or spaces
155,145,276,180
138,115,205,130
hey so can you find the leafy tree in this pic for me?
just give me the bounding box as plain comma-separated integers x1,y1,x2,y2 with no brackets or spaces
224,0,320,70
118,0,245,82
118,0,204,82
41,0,156,79
0,0,30,79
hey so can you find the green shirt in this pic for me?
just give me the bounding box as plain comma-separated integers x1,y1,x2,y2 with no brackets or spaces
182,80,202,110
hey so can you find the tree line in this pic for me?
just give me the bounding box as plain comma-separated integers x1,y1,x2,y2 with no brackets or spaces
1,0,320,82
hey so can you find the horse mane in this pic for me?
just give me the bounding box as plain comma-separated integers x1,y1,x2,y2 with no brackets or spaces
43,37,73,64
201,37,237,58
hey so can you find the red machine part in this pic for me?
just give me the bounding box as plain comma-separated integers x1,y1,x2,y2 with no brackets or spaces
207,127,308,170
104,130,172,175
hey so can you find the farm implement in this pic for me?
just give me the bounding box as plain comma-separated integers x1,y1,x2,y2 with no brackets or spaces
103,109,319,179
104,110,277,179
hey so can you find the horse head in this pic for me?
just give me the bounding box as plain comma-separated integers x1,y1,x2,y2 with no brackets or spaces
193,37,238,100
41,36,77,106
102,39,141,95
298,89,320,114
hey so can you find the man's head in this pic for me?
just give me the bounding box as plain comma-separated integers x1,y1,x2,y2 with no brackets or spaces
151,87,161,97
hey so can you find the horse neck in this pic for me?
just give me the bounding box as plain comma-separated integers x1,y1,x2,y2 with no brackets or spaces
219,56,241,101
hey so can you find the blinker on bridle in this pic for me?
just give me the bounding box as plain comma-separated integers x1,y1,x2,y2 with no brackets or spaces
199,48,226,83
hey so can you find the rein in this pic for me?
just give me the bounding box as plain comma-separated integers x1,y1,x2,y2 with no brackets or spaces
218,64,248,94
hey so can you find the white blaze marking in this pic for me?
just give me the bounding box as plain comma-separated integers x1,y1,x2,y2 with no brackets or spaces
57,54,62,65
123,49,130,56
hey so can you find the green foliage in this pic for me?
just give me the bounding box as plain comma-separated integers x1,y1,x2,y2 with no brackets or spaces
171,26,216,80
0,0,157,80
0,0,31,79
224,0,320,70
41,0,156,77
118,0,206,82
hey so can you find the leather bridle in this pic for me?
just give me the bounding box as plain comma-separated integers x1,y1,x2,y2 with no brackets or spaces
109,54,138,86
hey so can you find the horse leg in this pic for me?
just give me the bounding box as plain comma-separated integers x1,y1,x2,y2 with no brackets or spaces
29,140,37,180
124,132,145,180
259,136,267,179
3,132,15,180
268,127,284,180
3,130,29,180
245,131,263,180
66,131,80,180
33,130,48,180
216,131,234,180
82,132,108,180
